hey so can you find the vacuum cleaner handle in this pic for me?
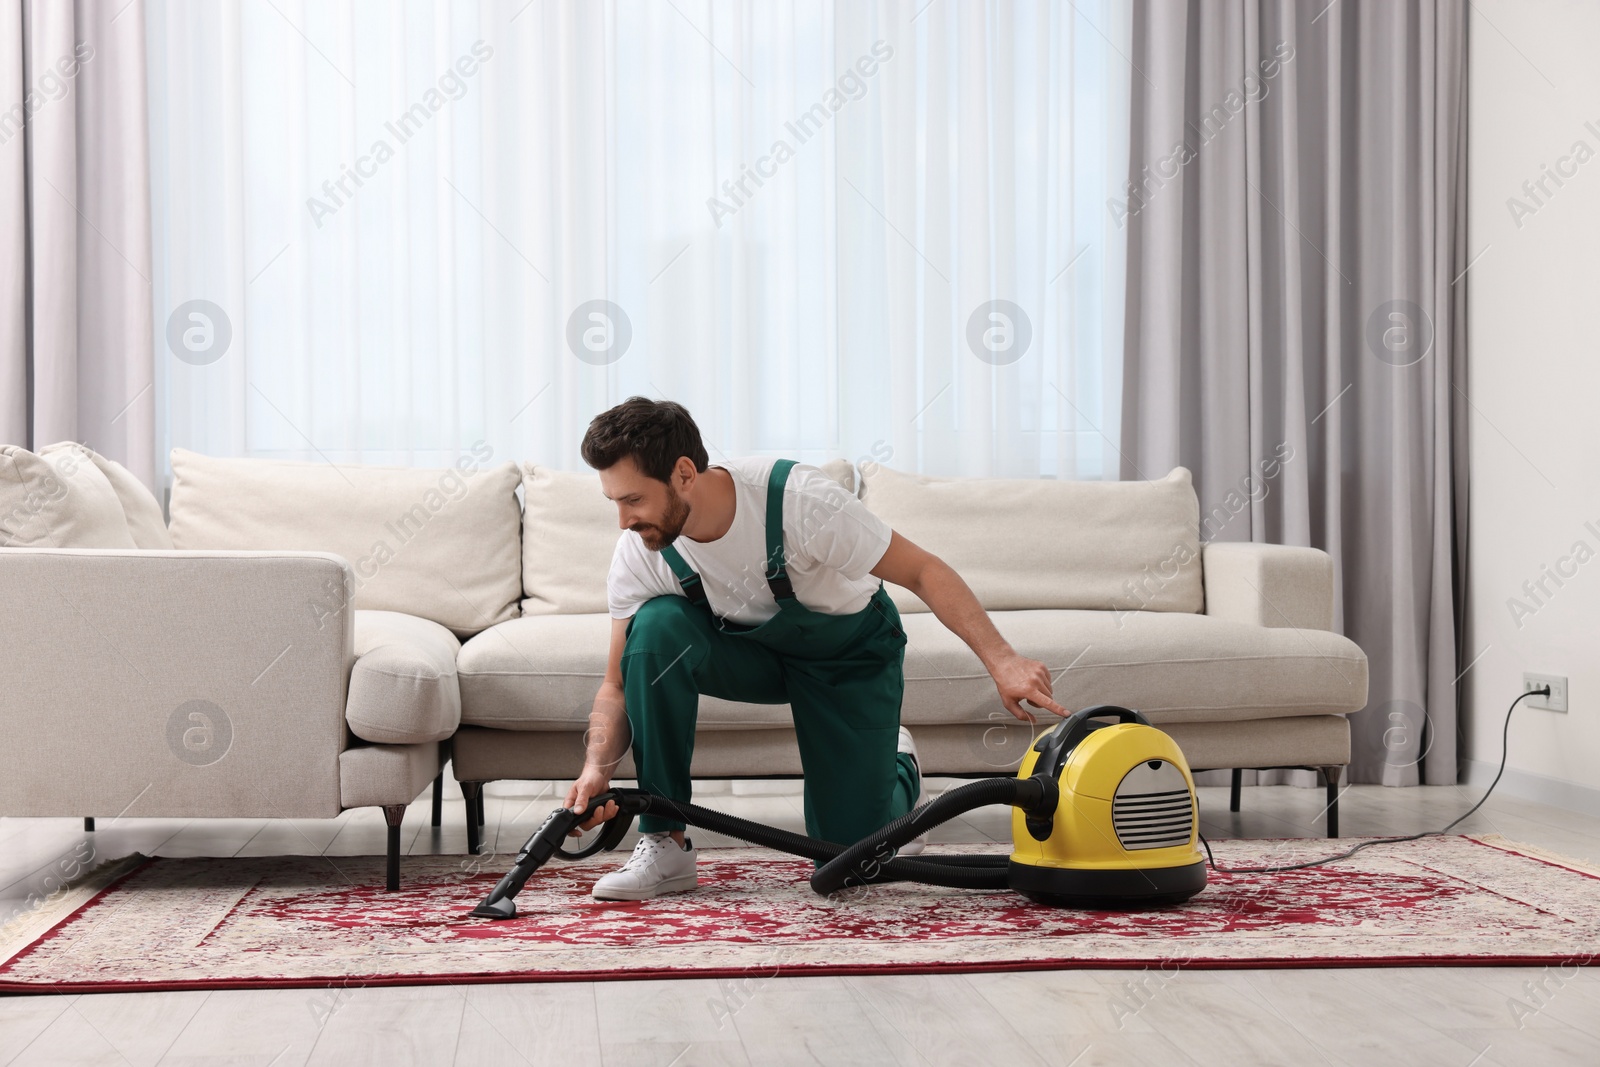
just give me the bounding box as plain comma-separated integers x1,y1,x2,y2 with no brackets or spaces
1062,704,1151,730
1027,705,1153,784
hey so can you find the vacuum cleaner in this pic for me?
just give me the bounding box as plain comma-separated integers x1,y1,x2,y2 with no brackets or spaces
471,705,1208,919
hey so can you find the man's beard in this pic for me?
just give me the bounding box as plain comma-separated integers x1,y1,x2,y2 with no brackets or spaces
635,492,691,550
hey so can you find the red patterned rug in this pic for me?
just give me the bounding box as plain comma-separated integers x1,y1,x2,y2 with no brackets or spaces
2,835,1597,993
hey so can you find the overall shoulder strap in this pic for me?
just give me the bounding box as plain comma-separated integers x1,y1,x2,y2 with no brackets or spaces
763,459,799,600
659,544,709,608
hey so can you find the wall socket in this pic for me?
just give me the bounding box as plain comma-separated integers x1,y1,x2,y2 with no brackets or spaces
1523,673,1569,713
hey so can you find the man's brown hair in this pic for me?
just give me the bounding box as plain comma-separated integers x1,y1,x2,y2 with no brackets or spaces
581,396,709,484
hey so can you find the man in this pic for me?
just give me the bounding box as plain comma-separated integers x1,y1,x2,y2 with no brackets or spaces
568,397,1067,900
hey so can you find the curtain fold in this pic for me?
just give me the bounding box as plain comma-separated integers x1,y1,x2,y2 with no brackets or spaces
0,0,154,485
1120,0,1468,786
145,0,1130,485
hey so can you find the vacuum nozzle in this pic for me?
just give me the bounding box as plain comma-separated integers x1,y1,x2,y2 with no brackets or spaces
470,896,518,920
467,792,635,920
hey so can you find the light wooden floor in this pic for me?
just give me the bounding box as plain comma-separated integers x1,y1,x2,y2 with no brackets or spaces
2,777,1599,1066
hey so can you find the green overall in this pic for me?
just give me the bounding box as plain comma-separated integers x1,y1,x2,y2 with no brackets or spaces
620,459,920,846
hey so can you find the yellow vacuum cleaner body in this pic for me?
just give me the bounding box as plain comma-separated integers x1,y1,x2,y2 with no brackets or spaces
1006,707,1207,906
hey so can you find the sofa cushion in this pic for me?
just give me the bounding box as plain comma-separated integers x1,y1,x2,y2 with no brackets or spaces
39,442,174,549
519,458,861,617
168,447,522,637
458,613,799,730
346,610,462,745
0,444,137,549
859,464,1202,615
894,609,1366,726
458,614,616,728
455,607,1366,732
520,464,621,616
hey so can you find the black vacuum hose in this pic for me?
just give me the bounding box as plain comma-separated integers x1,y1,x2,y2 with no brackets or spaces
471,776,1060,919
627,792,1010,889
617,778,1051,894
626,793,856,864
809,775,1056,894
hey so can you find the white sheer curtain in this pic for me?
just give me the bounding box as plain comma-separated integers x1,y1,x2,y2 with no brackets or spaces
145,0,1129,483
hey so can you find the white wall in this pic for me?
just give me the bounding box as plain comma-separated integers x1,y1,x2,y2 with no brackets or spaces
1466,0,1600,793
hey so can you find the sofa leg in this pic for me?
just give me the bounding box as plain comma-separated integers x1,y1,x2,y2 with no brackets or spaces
1228,769,1242,813
1320,766,1343,839
461,781,484,855
476,790,487,829
431,772,443,828
83,817,95,832
382,804,407,891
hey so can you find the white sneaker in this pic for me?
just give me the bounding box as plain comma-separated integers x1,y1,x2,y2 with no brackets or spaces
897,727,929,857
591,831,698,901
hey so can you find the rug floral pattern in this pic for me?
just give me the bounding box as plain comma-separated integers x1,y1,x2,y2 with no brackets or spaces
1,835,1596,991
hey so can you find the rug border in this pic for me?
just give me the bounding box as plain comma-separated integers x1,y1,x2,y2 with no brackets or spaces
1468,833,1600,879
3,834,1599,994
1,952,1595,995
0,853,154,969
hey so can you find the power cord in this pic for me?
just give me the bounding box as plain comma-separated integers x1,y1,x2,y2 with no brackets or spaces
1198,687,1546,875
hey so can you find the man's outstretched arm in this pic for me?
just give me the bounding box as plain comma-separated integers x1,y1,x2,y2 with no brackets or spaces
566,618,634,832
870,531,1068,722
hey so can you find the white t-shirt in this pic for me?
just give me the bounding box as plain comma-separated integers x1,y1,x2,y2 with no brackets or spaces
607,458,894,625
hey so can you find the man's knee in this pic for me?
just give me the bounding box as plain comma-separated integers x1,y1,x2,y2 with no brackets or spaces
624,595,700,656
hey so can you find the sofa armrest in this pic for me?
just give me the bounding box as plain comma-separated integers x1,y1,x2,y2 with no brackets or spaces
0,548,354,818
1202,542,1336,631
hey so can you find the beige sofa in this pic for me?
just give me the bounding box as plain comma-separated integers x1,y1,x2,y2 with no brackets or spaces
0,442,1368,887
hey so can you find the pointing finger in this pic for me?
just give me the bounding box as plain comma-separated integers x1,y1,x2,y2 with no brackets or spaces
1025,689,1067,715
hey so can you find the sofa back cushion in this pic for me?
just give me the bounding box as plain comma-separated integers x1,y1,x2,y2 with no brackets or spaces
858,465,1202,614
39,442,173,549
521,458,860,615
520,464,619,616
0,444,138,549
168,447,522,637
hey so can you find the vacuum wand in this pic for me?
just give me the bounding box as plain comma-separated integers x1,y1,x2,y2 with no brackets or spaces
469,793,626,920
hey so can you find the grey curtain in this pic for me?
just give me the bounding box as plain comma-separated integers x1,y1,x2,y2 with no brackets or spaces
0,0,153,484
1120,0,1468,786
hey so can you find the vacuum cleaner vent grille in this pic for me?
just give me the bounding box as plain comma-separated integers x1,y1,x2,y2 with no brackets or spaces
1111,760,1195,851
